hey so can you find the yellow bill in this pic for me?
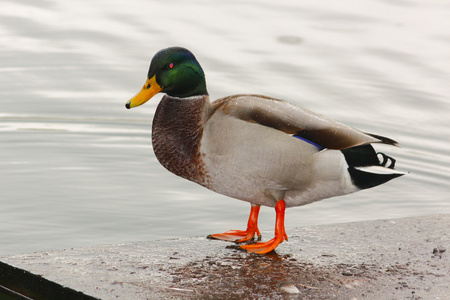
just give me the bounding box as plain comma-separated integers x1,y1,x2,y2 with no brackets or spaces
125,75,162,109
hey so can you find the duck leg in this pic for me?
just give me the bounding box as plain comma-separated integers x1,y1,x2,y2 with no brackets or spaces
207,204,261,243
240,199,288,254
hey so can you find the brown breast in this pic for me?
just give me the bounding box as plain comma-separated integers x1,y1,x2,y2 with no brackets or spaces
152,95,211,186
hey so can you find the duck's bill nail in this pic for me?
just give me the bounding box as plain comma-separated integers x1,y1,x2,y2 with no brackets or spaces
125,75,162,109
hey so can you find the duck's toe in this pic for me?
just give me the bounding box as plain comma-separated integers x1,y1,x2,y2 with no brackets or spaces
239,234,287,254
207,229,261,243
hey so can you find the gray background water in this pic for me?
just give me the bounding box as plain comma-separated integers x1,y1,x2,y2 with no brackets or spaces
1,0,449,256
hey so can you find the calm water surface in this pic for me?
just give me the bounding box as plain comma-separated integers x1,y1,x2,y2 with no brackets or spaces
1,0,449,255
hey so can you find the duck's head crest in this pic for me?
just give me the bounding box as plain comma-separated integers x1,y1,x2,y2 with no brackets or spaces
126,47,208,109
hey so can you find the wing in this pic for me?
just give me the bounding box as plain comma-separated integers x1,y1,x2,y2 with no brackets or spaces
211,94,398,150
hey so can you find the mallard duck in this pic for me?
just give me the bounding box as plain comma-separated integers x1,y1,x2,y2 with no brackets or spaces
125,47,405,254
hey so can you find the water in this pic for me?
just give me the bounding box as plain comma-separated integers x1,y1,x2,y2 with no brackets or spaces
1,0,449,256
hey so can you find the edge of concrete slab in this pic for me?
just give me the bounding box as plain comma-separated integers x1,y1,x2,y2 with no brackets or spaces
1,214,449,299
0,261,98,300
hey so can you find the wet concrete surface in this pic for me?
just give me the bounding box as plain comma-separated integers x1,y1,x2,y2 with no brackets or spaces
1,214,449,299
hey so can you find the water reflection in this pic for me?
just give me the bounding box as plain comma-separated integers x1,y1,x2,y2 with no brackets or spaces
169,248,370,297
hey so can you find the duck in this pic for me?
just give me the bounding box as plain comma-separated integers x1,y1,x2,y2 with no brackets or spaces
125,46,405,254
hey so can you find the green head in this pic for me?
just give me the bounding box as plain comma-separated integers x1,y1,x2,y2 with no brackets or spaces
126,47,208,109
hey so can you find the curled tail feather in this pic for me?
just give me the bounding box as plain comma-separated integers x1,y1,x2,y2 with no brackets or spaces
341,145,405,190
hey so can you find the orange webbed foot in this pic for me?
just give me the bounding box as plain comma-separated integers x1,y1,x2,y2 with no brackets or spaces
240,199,287,254
239,232,287,254
207,228,261,243
207,205,261,243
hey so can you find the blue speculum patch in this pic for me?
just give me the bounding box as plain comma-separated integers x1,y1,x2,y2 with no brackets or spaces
292,134,325,150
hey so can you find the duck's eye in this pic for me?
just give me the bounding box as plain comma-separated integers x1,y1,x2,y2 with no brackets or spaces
168,63,174,69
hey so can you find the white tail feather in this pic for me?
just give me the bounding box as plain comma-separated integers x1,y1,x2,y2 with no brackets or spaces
355,166,406,175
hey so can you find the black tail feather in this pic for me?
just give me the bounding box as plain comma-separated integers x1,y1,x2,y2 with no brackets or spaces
377,152,396,169
341,144,403,190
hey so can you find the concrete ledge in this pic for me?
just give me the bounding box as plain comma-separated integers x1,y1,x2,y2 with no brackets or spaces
0,261,98,300
1,214,449,299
